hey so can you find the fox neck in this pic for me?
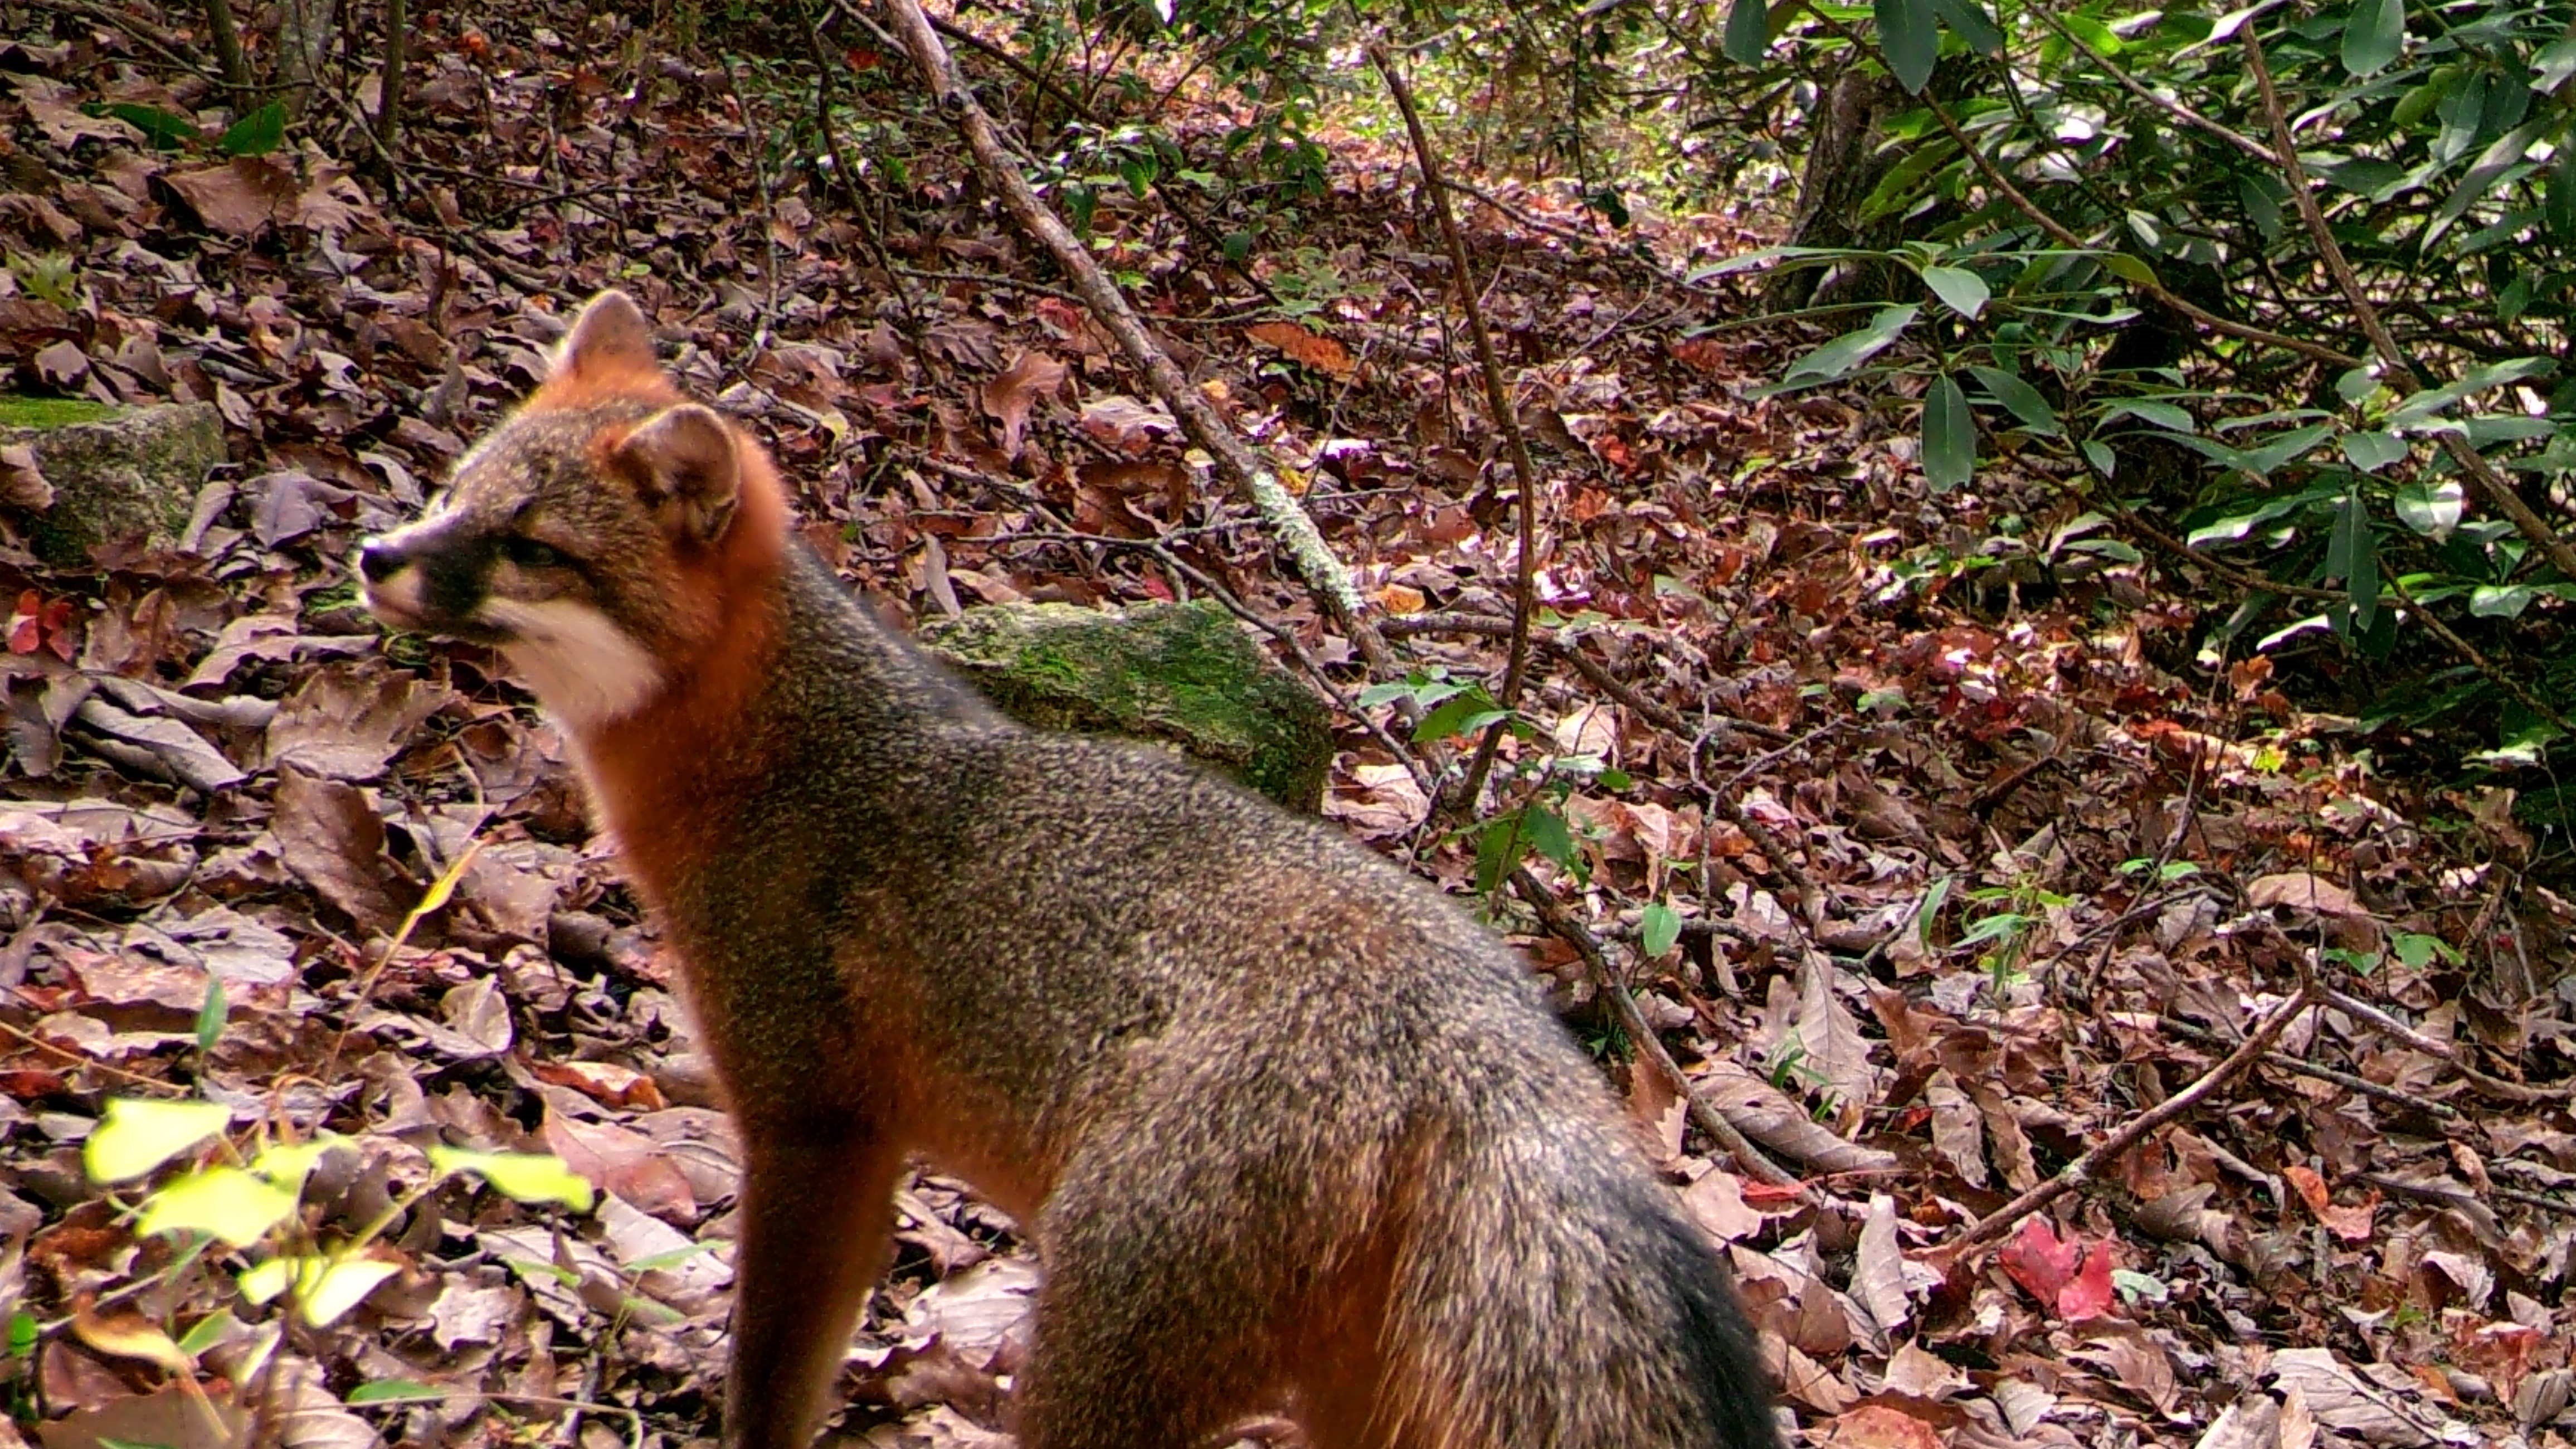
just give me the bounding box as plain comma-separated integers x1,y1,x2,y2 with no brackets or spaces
556,457,793,913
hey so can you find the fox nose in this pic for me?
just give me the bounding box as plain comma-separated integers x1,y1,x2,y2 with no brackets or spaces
358,539,403,582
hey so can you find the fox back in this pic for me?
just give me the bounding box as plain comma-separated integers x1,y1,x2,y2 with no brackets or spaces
360,291,1783,1449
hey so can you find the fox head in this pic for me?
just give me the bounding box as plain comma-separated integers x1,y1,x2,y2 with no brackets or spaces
358,291,786,732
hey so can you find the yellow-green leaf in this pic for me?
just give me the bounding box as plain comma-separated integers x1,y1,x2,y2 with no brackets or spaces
239,1256,315,1305
137,1167,298,1248
427,1147,595,1211
250,1136,347,1193
86,1098,232,1184
300,1258,401,1327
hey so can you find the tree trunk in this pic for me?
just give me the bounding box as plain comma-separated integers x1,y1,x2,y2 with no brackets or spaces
201,0,254,103
1761,64,1909,312
275,0,343,121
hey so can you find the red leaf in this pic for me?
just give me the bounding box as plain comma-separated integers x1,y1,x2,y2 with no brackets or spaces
1999,1216,2081,1306
2060,1238,2117,1320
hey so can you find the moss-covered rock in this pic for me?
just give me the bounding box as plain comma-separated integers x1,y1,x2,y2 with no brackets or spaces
2,400,225,565
922,600,1333,812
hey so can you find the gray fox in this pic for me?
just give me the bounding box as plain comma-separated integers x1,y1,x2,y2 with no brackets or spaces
358,290,1783,1449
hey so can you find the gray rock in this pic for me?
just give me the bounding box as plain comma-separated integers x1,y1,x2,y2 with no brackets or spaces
1,400,225,565
921,599,1333,812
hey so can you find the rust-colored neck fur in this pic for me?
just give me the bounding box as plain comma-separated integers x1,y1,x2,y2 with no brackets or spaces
567,422,792,915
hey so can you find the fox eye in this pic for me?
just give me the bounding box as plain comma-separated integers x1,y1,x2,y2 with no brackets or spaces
502,536,566,570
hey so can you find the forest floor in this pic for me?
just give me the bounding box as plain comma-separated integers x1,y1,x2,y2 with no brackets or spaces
6,5,2576,1449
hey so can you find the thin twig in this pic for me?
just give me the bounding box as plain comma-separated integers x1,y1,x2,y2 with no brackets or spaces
1363,36,1545,821
1946,980,2316,1252
800,0,945,383
374,0,407,158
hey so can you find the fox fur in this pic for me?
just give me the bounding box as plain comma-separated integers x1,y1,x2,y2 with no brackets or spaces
359,290,1783,1449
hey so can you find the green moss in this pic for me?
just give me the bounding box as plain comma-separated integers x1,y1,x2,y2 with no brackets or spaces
0,396,121,429
923,600,1334,811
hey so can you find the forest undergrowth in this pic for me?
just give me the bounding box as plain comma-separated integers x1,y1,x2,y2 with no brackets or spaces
4,3,2575,1447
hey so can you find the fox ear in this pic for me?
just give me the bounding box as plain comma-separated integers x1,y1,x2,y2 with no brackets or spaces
615,405,739,544
554,291,655,381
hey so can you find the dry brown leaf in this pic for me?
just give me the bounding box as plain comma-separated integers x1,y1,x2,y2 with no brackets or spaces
266,662,439,781
1,443,51,510
541,1111,698,1222
35,1386,244,1449
1850,1193,1912,1335
271,768,414,933
162,157,298,238
2245,872,2366,918
1244,320,1356,377
1820,1403,1943,1449
980,350,1067,461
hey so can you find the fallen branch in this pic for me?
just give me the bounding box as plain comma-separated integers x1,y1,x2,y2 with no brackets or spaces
872,0,1400,668
1508,866,1808,1191
2320,984,2567,1104
2155,1014,2458,1122
1945,981,2316,1252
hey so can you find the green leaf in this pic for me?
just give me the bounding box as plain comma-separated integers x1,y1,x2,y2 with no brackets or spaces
2389,930,2446,969
2240,423,2334,479
347,1381,449,1406
1355,680,1416,708
622,1243,718,1273
1780,304,1919,386
96,101,197,150
2059,12,2120,55
137,1166,298,1248
238,1256,305,1305
1929,0,2002,54
2111,1268,2170,1304
1915,875,1952,949
1473,813,1521,895
2539,37,2576,94
1413,692,1508,743
174,1311,237,1358
194,977,227,1054
2394,480,2462,536
2344,498,2379,631
427,1147,596,1211
215,102,285,158
1966,365,2060,435
2098,252,2159,286
2340,430,2408,472
1640,902,1681,958
1922,375,1975,492
2101,400,2196,434
2471,584,2537,617
2428,119,2551,244
1920,265,1989,320
1521,804,1577,869
2341,0,2404,77
86,1098,231,1184
1722,0,1770,64
1875,0,1939,94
